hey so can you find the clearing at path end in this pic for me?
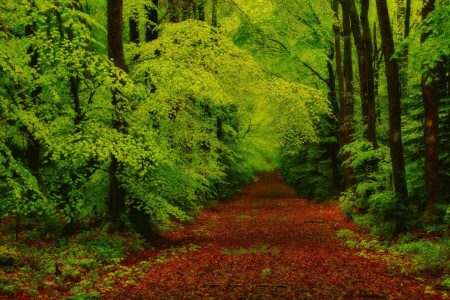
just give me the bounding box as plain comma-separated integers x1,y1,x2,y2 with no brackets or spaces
120,172,445,299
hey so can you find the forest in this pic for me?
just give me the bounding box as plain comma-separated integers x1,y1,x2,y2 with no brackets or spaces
0,0,449,298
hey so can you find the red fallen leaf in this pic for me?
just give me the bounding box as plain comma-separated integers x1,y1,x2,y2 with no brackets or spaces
7,172,447,299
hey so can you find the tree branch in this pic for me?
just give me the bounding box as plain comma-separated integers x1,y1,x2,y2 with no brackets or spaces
301,62,328,84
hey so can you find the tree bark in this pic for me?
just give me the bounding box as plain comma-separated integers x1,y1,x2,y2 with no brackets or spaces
326,46,342,190
327,48,338,116
375,0,408,199
182,0,194,20
212,0,218,27
129,17,139,44
332,0,347,190
25,22,45,190
107,0,128,223
333,0,345,124
397,0,411,97
341,0,356,188
146,0,159,41
169,0,180,23
129,15,140,62
198,1,206,21
130,3,156,236
421,0,440,224
346,0,369,131
361,0,377,148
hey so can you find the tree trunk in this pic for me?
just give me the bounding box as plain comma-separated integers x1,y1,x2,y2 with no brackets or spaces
333,0,345,126
326,46,342,190
129,17,139,44
212,0,218,27
375,0,408,199
146,0,159,41
341,0,356,188
361,0,377,148
421,0,440,224
396,0,411,97
182,0,194,20
130,2,155,236
402,0,411,96
25,23,45,191
212,0,223,158
332,0,347,190
198,1,206,21
327,48,338,116
129,11,140,61
169,0,180,23
107,0,128,224
346,0,369,133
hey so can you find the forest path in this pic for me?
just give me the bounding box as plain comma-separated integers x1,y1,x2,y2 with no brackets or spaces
120,172,443,299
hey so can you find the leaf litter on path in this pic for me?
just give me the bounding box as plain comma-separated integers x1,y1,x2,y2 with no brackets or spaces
117,172,447,299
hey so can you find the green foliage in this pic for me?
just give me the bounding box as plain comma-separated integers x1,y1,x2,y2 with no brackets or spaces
391,239,450,272
394,0,450,79
80,234,126,261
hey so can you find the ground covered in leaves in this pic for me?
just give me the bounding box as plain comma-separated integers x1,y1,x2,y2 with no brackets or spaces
1,172,449,299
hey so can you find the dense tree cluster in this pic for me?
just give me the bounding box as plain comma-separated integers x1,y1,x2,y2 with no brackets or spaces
0,0,328,238
228,0,448,233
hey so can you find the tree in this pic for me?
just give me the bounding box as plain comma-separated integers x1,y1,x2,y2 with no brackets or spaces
341,0,356,188
332,0,347,189
360,0,377,149
107,0,129,225
146,0,159,41
421,0,440,224
345,0,377,149
375,0,408,199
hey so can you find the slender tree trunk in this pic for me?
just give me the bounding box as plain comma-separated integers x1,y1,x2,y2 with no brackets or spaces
373,21,384,125
182,0,194,20
375,0,408,199
146,0,159,41
396,0,411,97
129,11,140,61
402,0,411,96
327,47,342,190
333,0,345,124
169,0,180,23
129,17,139,44
107,0,128,224
211,1,223,150
327,48,338,116
346,0,369,133
332,0,347,190
373,22,380,98
25,23,45,190
341,0,356,188
198,1,206,21
421,0,440,224
62,2,85,237
129,3,154,236
107,0,128,72
361,0,377,148
212,0,218,27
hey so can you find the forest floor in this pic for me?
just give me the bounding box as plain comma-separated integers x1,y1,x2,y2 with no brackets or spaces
116,171,448,299
1,172,449,299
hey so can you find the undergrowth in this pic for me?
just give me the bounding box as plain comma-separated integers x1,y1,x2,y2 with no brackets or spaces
336,228,450,289
0,228,201,298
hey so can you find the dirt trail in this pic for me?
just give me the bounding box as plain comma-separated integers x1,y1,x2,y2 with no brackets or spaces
121,172,445,299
